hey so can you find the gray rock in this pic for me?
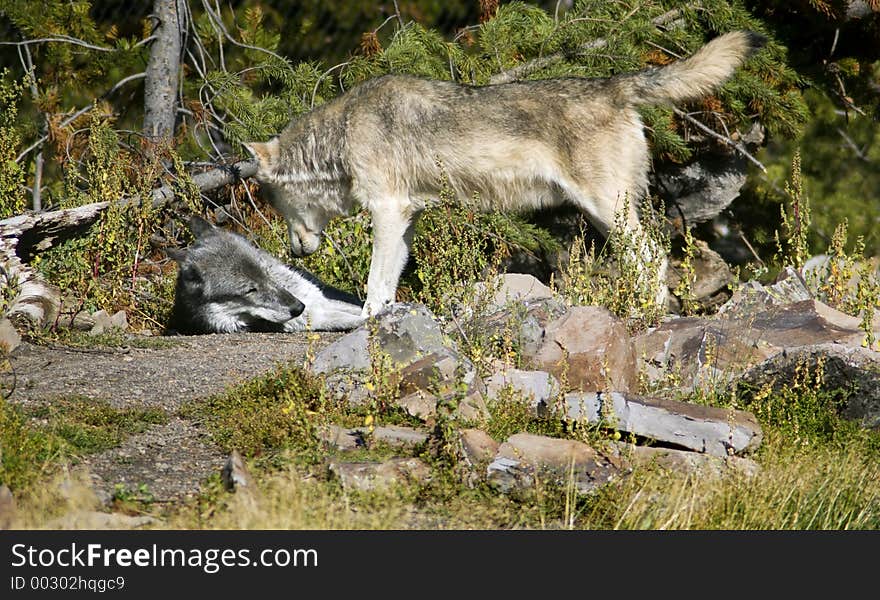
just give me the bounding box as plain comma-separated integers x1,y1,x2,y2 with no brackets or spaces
718,266,813,318
89,309,113,335
487,432,621,495
475,273,554,312
563,391,763,457
0,318,21,353
611,442,760,477
655,130,760,225
666,239,734,309
484,368,560,417
319,424,427,450
109,310,129,331
528,306,637,392
318,424,368,451
373,425,429,448
87,310,127,336
458,429,500,468
394,353,488,421
470,298,568,358
329,458,431,492
740,342,880,428
635,298,868,392
69,312,97,331
313,303,487,422
310,328,370,374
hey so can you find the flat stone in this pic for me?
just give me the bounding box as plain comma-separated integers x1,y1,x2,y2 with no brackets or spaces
373,425,429,448
458,429,500,468
319,424,427,450
484,368,560,417
329,458,431,493
635,298,868,392
318,424,368,451
563,391,762,457
611,442,760,477
487,432,620,495
477,273,554,312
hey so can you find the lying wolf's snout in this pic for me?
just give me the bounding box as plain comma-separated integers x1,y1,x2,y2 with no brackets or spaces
281,290,306,318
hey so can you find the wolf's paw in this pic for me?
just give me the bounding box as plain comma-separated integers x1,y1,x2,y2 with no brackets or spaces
361,299,394,319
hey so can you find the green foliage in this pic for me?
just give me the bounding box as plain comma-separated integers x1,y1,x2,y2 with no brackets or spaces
739,357,852,446
0,71,26,217
807,220,880,350
35,116,183,329
555,198,669,330
24,397,168,454
673,226,699,315
774,150,811,270
180,365,329,459
0,396,66,491
405,179,560,316
298,212,373,298
742,88,880,261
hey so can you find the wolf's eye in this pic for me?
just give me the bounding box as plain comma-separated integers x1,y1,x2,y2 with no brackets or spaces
245,287,258,295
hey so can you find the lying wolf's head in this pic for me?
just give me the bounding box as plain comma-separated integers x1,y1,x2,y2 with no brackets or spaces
166,216,305,334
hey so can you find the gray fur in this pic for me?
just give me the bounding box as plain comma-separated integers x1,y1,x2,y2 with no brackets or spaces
166,216,364,334
245,31,766,317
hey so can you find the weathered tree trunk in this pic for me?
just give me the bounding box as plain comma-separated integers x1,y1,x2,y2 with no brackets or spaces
143,0,184,144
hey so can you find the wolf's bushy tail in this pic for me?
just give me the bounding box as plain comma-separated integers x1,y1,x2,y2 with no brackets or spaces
611,30,766,106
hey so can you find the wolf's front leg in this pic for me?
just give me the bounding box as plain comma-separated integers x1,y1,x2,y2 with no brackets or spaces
362,211,414,318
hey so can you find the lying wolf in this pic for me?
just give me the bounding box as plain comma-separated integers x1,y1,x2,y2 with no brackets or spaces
244,30,765,317
166,216,364,334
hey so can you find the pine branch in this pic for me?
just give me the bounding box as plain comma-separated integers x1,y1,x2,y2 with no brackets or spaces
489,7,686,84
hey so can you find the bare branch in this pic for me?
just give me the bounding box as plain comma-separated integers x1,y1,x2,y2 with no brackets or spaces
17,44,46,211
198,0,294,74
0,36,114,52
673,108,767,173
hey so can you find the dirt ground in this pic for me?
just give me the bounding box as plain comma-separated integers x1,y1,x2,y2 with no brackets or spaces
6,331,342,503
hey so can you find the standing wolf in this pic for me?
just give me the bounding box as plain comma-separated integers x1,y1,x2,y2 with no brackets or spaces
245,30,765,317
166,216,364,334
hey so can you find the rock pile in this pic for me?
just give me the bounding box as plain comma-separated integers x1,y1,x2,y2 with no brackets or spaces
301,270,880,496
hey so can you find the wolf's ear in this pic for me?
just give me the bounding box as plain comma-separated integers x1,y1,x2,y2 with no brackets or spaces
177,262,203,285
188,215,216,238
166,247,188,263
243,137,280,169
